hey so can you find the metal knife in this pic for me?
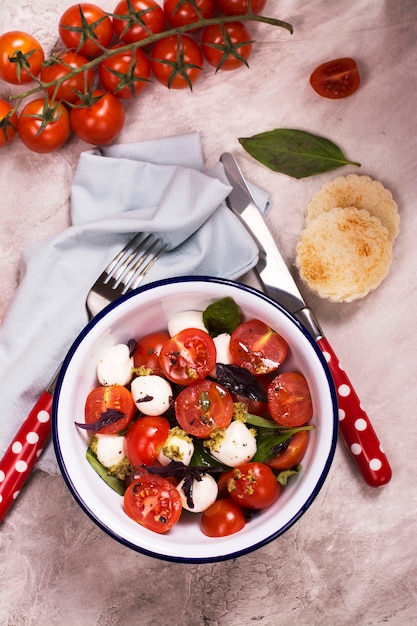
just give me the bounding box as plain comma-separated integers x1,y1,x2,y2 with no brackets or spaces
221,152,392,488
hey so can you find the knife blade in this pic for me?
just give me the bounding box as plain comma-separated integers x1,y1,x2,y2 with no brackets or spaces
221,152,392,488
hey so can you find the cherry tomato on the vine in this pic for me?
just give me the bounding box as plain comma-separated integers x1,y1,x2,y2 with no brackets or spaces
84,384,136,434
124,473,183,533
217,0,267,15
310,57,360,99
40,50,94,104
98,46,151,99
151,34,204,89
229,319,288,375
113,0,166,45
125,415,170,467
175,379,233,438
59,3,113,58
159,327,216,384
266,430,309,471
201,498,246,537
164,0,215,28
70,90,125,145
0,31,44,84
226,462,280,509
267,372,313,427
17,98,70,153
202,21,253,72
0,99,19,147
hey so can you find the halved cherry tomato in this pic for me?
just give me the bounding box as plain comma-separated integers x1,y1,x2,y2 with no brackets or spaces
159,328,216,385
17,98,71,153
201,498,246,537
201,21,253,72
217,0,266,15
175,379,233,438
266,430,309,470
98,46,151,99
150,35,204,89
59,3,113,58
164,0,215,28
133,331,170,376
84,384,136,434
125,415,170,467
0,99,18,147
70,90,125,145
113,0,166,45
40,50,94,104
0,31,44,84
310,57,360,99
267,372,313,427
124,473,182,533
227,462,280,509
229,319,288,375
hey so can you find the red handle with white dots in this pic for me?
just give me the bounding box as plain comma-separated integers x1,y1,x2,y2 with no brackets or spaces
0,391,53,522
317,337,392,487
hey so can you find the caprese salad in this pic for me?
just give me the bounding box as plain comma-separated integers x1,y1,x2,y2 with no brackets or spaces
76,297,314,537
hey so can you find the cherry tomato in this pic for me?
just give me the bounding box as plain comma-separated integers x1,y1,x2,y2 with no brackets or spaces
70,90,125,145
159,328,216,385
201,498,246,537
125,415,170,467
310,57,360,99
202,21,253,71
267,372,313,427
164,0,215,28
133,331,170,376
150,35,204,89
17,98,71,153
229,319,288,376
0,31,44,84
0,99,18,147
124,473,182,533
217,0,266,15
98,46,151,99
266,430,309,471
227,462,280,509
59,3,113,58
84,384,136,434
175,379,233,438
40,51,94,104
113,0,166,45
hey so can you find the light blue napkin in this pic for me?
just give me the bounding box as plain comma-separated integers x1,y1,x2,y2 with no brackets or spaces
0,133,269,473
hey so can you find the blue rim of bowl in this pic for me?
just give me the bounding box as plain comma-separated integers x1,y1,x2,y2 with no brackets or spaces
52,275,338,564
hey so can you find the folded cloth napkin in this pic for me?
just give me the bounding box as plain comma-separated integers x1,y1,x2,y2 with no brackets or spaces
0,133,269,474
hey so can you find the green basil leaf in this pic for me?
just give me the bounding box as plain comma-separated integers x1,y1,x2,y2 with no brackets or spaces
238,128,360,179
251,432,293,463
277,465,302,486
203,297,241,337
86,447,126,496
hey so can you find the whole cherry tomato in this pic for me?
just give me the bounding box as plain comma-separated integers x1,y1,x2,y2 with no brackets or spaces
202,21,253,71
113,0,166,44
0,31,44,84
98,47,151,99
164,0,215,28
40,50,94,104
217,0,266,15
226,462,280,509
310,57,360,99
0,99,19,147
151,34,204,89
133,331,170,376
17,98,71,153
59,3,113,58
70,90,125,145
201,498,246,537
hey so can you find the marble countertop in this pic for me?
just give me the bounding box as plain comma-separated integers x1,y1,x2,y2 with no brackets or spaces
1,1,416,625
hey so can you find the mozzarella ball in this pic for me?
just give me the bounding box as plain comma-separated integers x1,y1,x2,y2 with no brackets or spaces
167,310,207,337
131,375,172,416
213,333,232,365
157,429,194,466
97,344,133,386
208,420,257,467
95,434,126,468
177,473,218,513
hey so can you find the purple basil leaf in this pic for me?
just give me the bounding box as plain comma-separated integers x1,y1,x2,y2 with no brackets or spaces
216,363,268,402
75,408,126,434
128,338,137,358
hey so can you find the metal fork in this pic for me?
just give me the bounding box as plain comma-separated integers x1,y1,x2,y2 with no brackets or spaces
0,232,166,523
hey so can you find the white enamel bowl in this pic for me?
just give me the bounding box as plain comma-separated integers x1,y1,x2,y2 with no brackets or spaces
53,277,338,563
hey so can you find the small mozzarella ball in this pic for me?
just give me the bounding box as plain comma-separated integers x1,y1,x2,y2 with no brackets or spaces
131,375,172,416
213,333,232,365
157,430,194,466
177,473,218,513
209,421,257,467
95,434,126,468
167,310,207,337
97,344,133,386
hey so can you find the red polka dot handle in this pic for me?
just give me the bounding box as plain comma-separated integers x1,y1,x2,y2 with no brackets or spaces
0,390,53,523
317,337,392,487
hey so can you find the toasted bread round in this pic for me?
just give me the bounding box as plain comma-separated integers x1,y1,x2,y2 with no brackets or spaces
296,207,392,302
306,174,399,242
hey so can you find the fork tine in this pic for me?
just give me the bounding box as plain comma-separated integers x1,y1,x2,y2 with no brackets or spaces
121,239,167,293
103,232,146,284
